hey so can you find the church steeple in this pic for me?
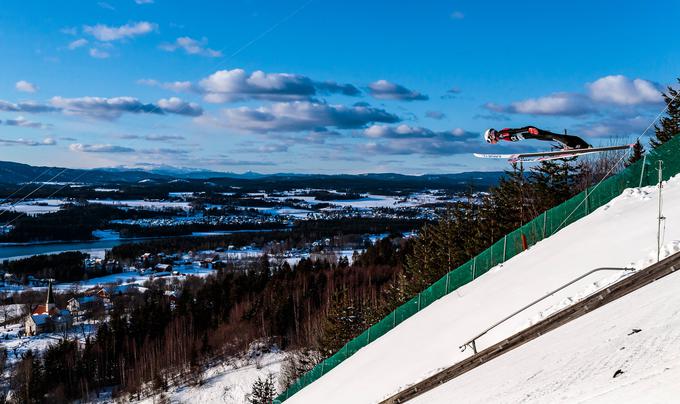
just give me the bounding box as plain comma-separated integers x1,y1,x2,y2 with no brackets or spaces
46,280,55,311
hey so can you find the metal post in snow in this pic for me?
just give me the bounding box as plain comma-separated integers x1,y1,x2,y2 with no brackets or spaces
657,160,664,263
639,153,648,188
445,272,451,293
502,235,507,263
585,188,589,215
392,311,396,327
417,293,422,311
472,256,477,279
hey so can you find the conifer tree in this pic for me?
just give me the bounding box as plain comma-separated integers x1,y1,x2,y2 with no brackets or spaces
249,374,277,404
626,140,645,166
651,79,680,149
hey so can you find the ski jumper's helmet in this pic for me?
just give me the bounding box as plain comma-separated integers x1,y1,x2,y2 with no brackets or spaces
484,128,496,143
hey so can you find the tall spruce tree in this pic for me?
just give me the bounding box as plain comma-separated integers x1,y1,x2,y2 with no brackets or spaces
626,140,645,167
651,79,680,149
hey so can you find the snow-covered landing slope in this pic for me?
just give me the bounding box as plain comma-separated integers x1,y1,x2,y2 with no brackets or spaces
288,175,680,404
412,265,680,404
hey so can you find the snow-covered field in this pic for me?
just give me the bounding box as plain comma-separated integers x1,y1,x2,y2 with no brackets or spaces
286,175,680,403
412,268,680,404
1,322,98,365
135,348,287,404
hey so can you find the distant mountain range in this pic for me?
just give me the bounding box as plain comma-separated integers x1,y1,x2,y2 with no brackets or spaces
0,160,505,192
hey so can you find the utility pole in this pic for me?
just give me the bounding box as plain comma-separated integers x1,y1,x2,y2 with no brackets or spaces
657,160,665,263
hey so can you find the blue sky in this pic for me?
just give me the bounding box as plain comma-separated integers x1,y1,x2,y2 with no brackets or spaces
0,0,678,174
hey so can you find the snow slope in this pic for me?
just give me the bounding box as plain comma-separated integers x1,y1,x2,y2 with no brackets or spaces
287,175,680,403
412,267,680,404
135,350,286,404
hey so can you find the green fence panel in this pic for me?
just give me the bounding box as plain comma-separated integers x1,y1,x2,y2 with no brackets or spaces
276,135,680,402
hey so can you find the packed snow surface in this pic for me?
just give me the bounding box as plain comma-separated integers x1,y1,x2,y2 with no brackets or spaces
287,174,680,403
412,268,680,404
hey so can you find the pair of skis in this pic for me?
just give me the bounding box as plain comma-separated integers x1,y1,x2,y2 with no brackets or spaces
474,144,634,163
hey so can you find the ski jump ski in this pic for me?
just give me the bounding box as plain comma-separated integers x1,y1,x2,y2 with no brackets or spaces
474,144,635,163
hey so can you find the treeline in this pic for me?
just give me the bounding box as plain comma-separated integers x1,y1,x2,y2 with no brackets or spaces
2,252,98,282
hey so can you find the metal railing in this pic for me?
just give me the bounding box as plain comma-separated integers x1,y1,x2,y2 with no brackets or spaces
459,267,634,354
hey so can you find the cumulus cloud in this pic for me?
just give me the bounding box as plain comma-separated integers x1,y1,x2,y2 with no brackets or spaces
0,137,56,146
160,37,222,58
3,116,52,129
70,143,135,153
212,101,399,132
485,75,663,117
157,97,203,116
0,100,58,113
364,124,436,139
588,75,663,106
49,96,202,119
15,80,38,93
485,93,594,116
198,69,360,103
368,80,428,101
83,21,157,42
575,114,652,138
68,38,89,50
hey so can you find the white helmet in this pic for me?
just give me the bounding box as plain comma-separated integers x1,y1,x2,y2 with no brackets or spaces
484,128,497,143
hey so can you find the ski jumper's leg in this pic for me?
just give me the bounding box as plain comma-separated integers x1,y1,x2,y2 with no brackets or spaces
535,129,590,149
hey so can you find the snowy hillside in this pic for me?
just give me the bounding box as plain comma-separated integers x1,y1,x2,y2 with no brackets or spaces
286,174,680,403
412,266,680,403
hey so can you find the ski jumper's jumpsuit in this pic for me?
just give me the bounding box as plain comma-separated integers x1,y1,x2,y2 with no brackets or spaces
497,127,591,149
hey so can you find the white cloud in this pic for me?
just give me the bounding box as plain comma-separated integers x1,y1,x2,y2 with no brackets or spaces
68,38,88,50
0,137,56,146
157,97,203,116
368,80,428,101
209,101,399,132
198,69,359,103
160,37,222,58
50,96,202,119
83,21,157,42
15,80,38,93
588,75,663,106
135,0,154,4
89,48,111,59
364,124,435,138
3,116,51,129
70,143,135,153
486,93,594,116
450,11,465,19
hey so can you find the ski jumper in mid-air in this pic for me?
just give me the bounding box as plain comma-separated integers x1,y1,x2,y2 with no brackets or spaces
483,126,591,150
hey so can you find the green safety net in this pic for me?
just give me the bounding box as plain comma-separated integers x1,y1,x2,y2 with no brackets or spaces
274,135,680,403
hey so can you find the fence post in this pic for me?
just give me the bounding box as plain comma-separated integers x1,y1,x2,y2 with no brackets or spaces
367,327,371,343
392,311,396,327
639,153,648,187
417,293,422,311
502,235,507,262
445,272,451,293
472,256,477,279
542,212,547,238
585,188,590,215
